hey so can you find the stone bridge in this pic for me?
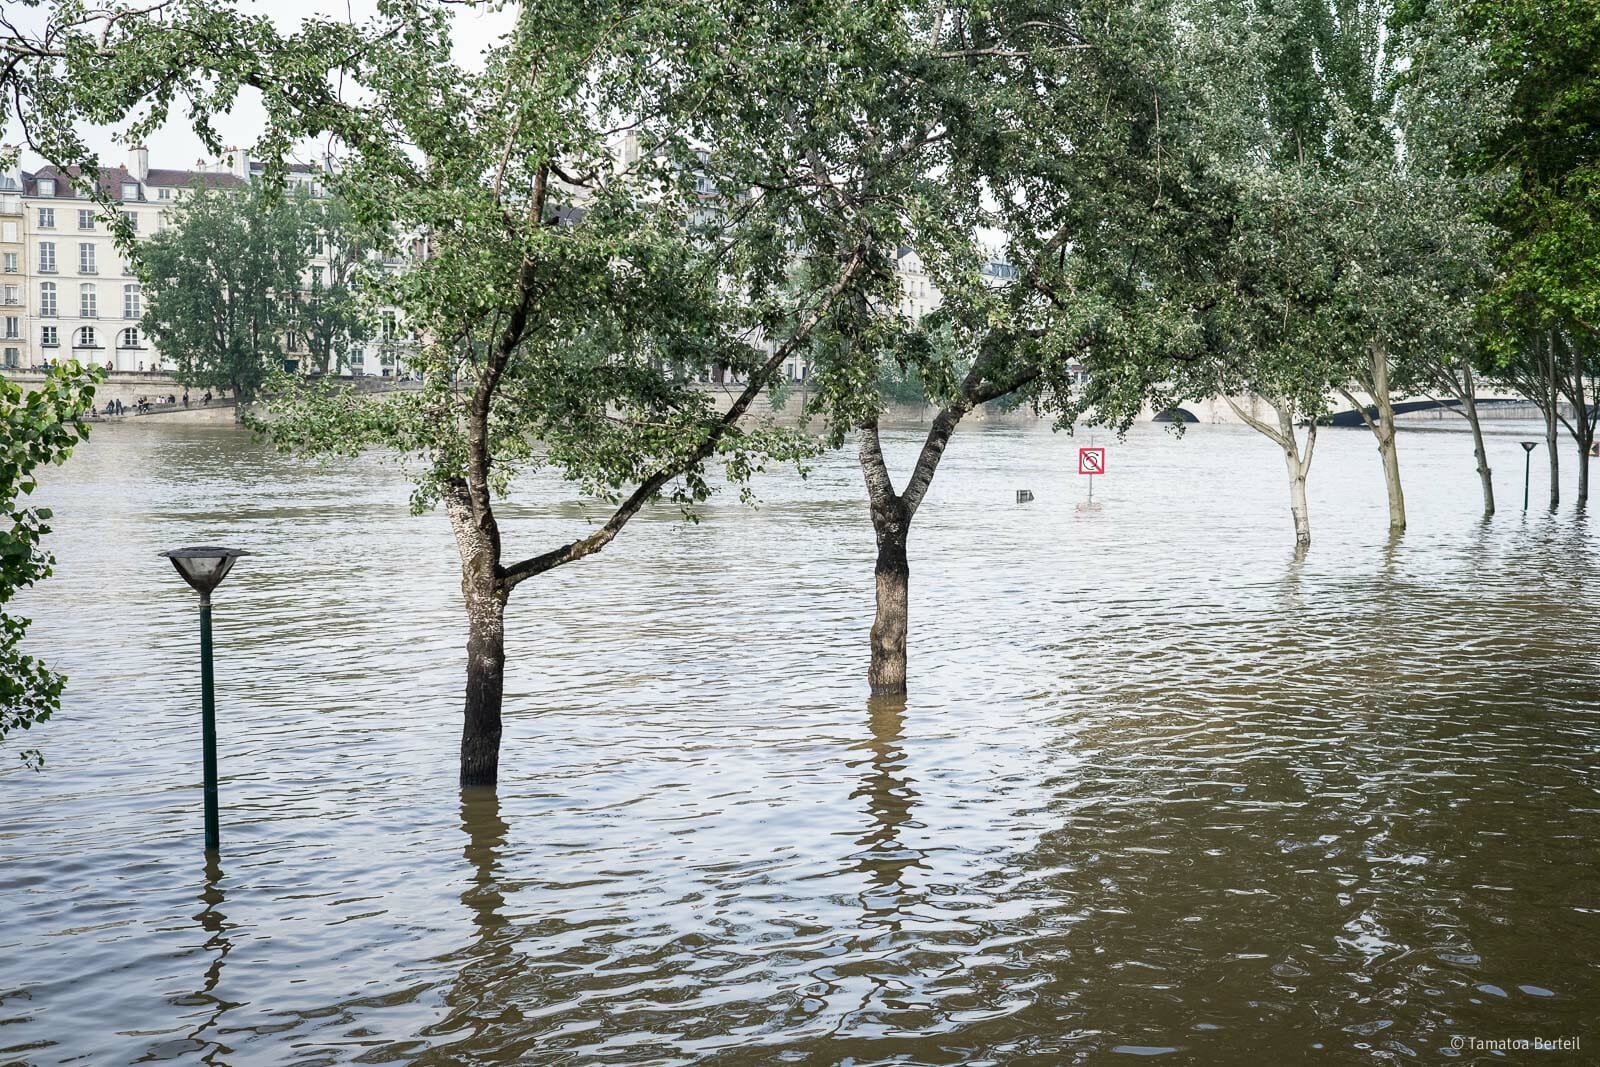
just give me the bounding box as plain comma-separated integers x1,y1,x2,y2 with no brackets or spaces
1147,387,1536,427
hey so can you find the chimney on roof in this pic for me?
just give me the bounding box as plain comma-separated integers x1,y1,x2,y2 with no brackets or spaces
227,145,248,179
1,144,18,188
322,150,336,176
128,144,148,182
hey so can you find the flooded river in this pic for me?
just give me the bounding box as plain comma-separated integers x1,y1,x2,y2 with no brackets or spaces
2,417,1597,1065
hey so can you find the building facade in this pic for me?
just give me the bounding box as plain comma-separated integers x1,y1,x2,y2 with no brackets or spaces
0,146,412,380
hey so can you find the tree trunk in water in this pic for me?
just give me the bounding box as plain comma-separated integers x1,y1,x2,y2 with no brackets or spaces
449,484,509,788
1275,402,1312,547
460,582,507,787
1369,345,1406,532
1287,460,1311,547
1460,368,1494,515
1579,437,1592,508
868,525,910,696
1546,403,1561,510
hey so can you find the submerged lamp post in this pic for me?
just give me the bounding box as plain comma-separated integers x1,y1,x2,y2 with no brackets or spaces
162,547,249,854
1520,441,1538,510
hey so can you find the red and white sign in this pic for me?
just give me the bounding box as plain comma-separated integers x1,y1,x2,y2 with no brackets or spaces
1078,447,1106,475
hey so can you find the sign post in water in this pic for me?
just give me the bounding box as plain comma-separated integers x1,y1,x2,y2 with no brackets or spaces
1079,446,1106,507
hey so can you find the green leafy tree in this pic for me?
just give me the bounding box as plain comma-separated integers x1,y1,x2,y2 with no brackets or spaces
795,0,1218,693
295,196,371,375
1461,0,1600,505
140,184,308,405
256,0,927,786
1,364,99,770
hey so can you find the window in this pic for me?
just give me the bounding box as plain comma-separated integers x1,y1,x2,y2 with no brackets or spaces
2,284,16,305
2,252,15,273
349,348,364,367
121,182,140,201
311,266,324,286
37,207,54,229
381,310,396,339
2,347,16,369
122,212,138,232
38,242,55,273
3,316,17,339
80,283,96,318
158,187,171,200
79,244,95,274
75,327,96,348
286,331,302,352
39,282,55,317
40,325,57,347
120,327,140,348
123,284,140,319
38,178,55,197
1,222,14,242
78,210,95,230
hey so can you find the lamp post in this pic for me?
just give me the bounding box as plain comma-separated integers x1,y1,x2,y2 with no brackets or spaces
1520,441,1538,510
162,546,249,854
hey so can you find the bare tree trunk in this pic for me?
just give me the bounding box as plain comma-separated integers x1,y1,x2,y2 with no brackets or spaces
1546,389,1561,510
1283,417,1314,547
1222,392,1317,546
1367,342,1407,532
1569,346,1591,508
859,422,912,696
1541,336,1561,509
1580,439,1592,506
1458,365,1495,515
869,515,910,696
449,485,508,787
461,584,507,787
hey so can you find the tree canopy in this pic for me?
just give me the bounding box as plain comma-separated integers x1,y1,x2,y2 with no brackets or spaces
0,364,98,770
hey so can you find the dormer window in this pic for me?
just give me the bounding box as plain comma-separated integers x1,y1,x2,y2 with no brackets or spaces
38,178,55,196
121,181,140,201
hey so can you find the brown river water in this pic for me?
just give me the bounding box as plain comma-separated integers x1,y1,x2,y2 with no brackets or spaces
1,416,1597,1065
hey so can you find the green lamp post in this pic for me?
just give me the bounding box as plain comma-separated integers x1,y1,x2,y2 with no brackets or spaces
162,546,249,854
1520,441,1538,510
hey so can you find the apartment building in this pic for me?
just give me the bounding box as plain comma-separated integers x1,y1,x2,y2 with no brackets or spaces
0,146,412,379
1,173,24,368
7,147,248,373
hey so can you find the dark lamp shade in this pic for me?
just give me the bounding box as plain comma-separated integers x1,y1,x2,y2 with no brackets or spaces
162,547,249,595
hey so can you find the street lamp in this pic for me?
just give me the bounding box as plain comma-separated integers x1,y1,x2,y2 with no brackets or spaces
162,546,249,854
1520,441,1538,510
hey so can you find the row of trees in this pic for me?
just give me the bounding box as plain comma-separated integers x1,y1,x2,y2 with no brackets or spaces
141,188,371,402
2,0,1595,784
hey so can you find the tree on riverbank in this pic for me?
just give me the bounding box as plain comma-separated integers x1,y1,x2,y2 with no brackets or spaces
140,186,361,403
0,364,99,769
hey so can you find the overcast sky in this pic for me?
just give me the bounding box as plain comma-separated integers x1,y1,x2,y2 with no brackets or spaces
5,0,512,173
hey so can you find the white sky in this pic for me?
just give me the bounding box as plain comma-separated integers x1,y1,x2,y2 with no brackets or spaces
4,0,513,173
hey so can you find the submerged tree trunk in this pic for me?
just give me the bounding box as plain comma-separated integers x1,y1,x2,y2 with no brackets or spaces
461,586,507,787
868,510,910,696
1224,392,1315,547
448,484,508,787
1370,343,1406,532
1546,392,1561,511
859,423,913,696
852,355,1027,695
1282,412,1315,548
1459,366,1495,515
1344,340,1406,532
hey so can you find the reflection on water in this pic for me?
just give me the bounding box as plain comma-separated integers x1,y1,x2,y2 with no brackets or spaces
2,418,1598,1065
